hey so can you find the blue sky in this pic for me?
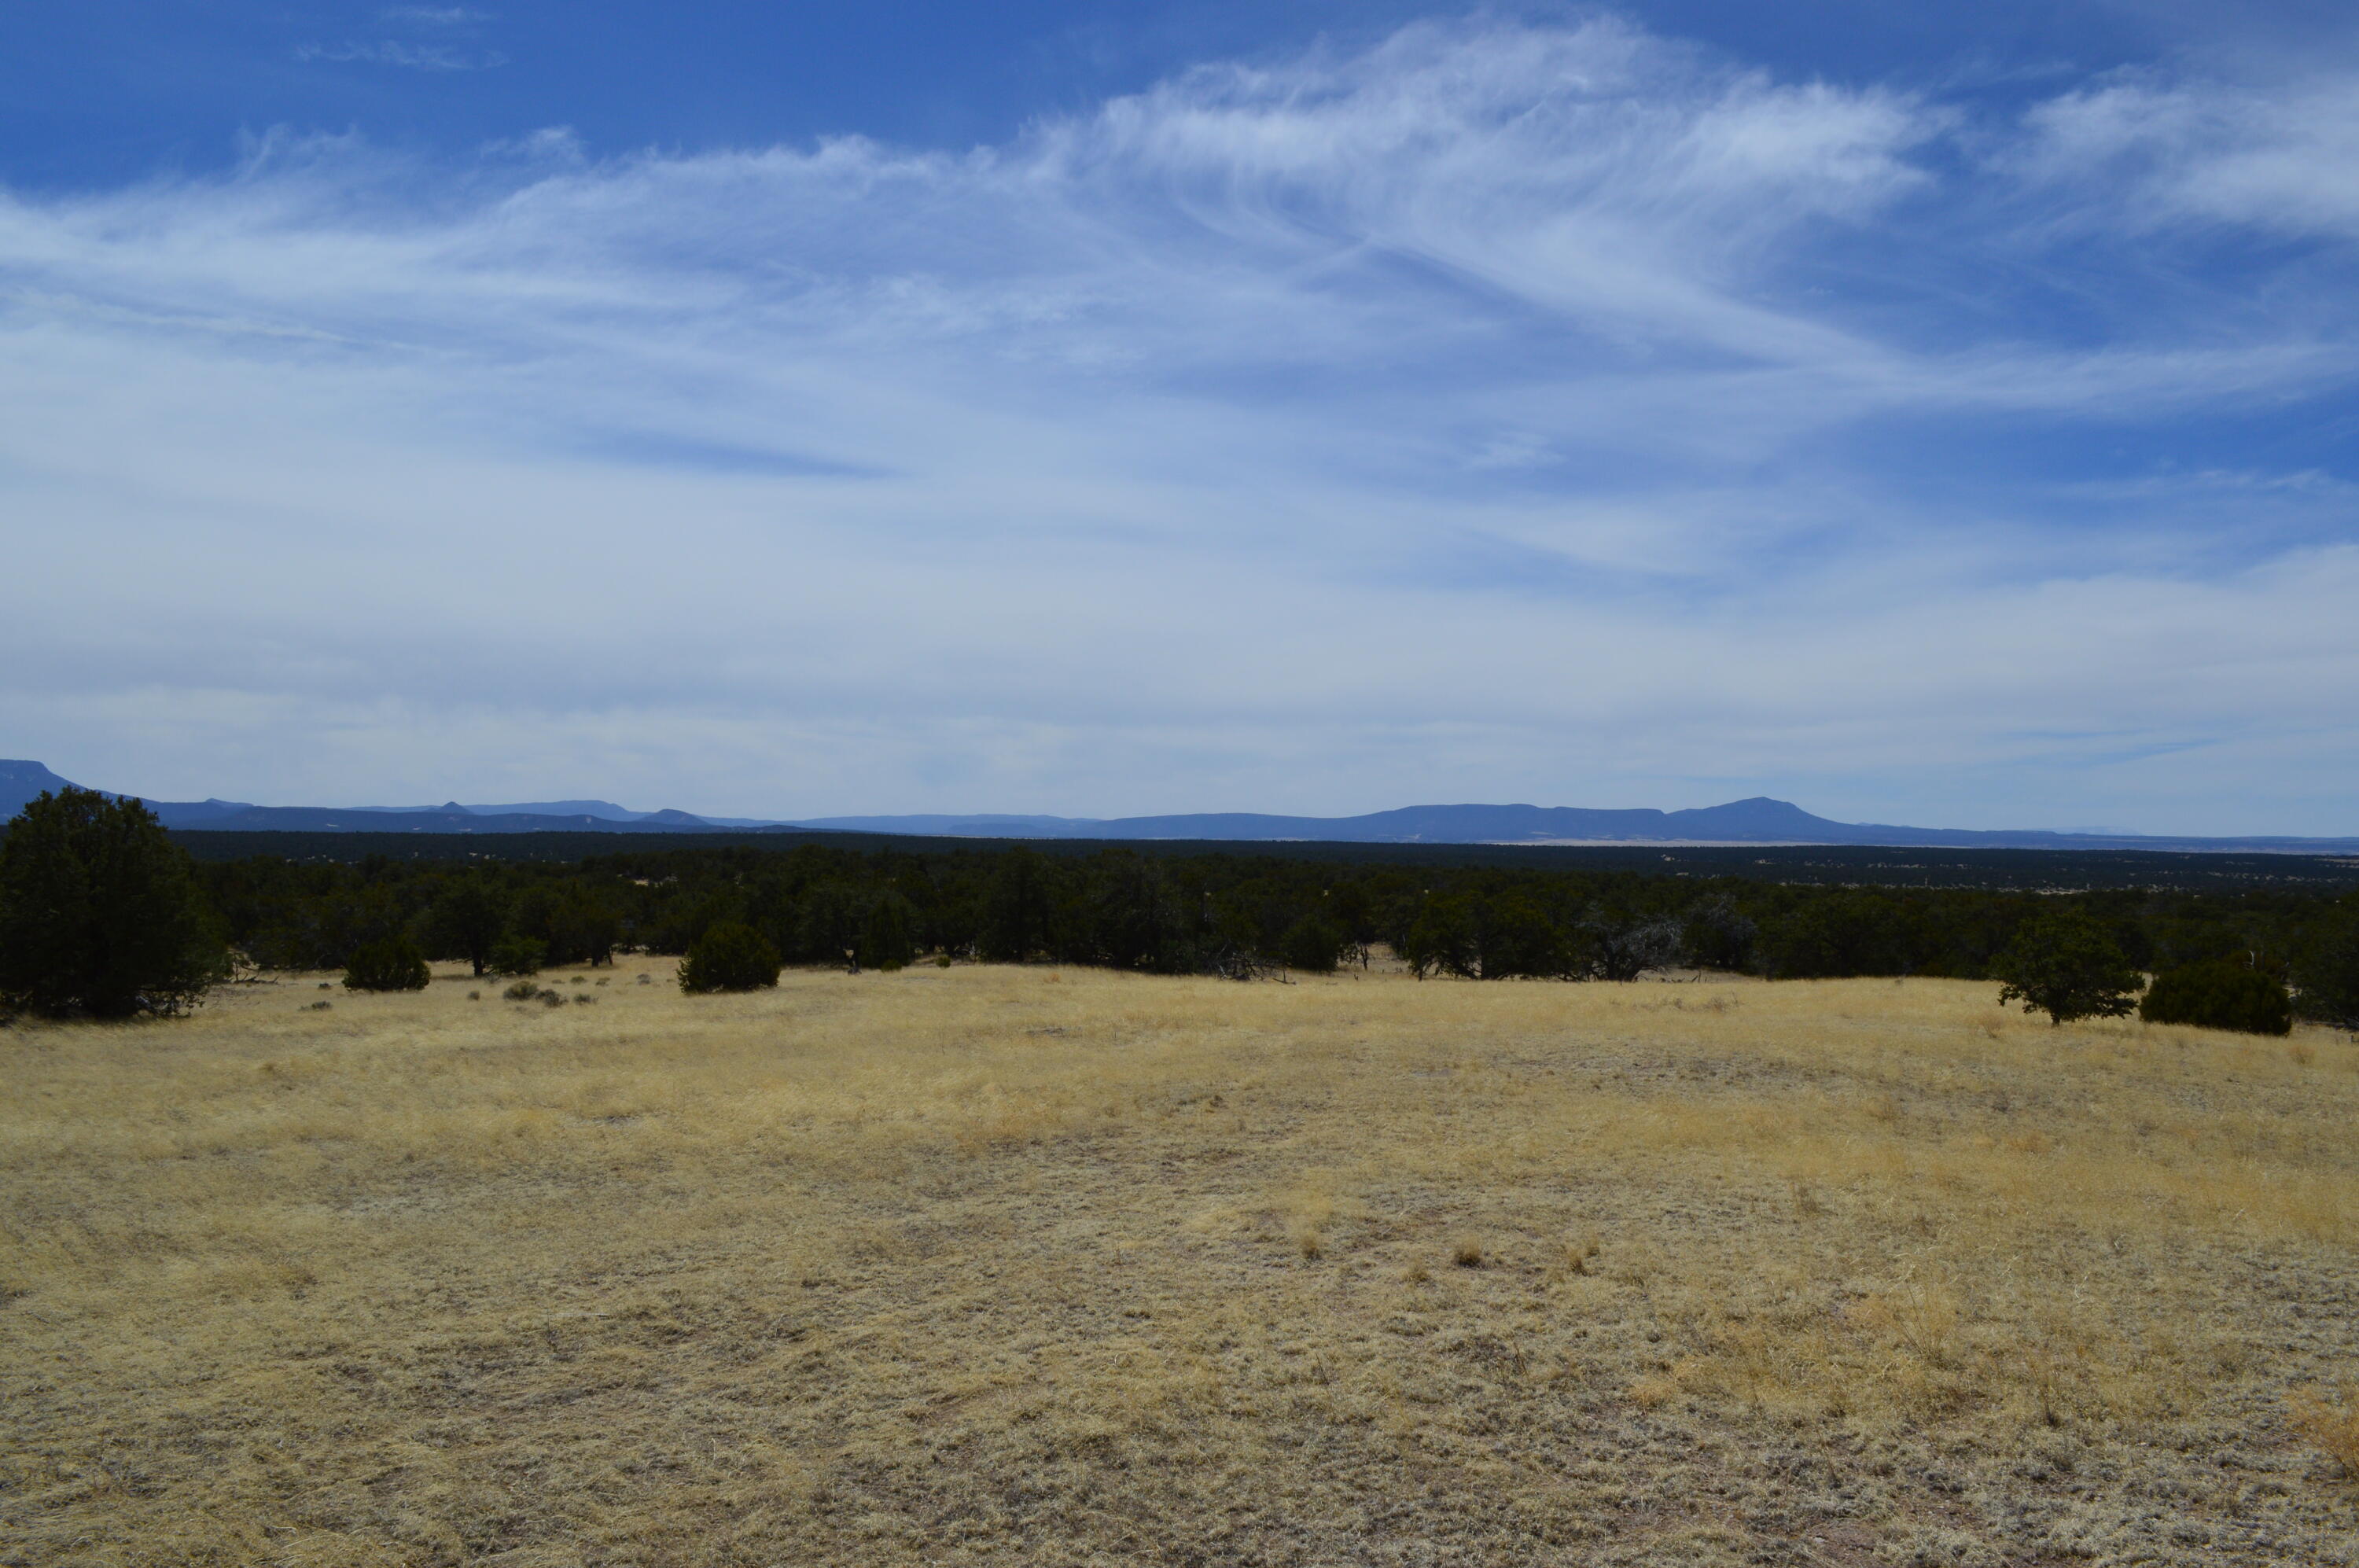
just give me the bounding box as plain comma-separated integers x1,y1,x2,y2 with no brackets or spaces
2,2,2355,832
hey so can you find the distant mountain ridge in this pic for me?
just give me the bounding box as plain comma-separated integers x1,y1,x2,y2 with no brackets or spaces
3,760,2355,854
789,799,2359,853
347,798,648,820
791,797,1848,843
0,764,738,837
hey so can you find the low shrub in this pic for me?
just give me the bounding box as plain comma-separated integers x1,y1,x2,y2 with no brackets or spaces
679,922,782,994
2140,960,2292,1036
502,979,539,1002
343,937,429,992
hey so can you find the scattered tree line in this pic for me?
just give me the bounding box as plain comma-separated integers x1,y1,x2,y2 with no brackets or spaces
5,788,2357,1034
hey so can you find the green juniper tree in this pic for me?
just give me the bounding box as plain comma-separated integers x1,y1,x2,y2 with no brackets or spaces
1993,905,2142,1026
2140,959,2291,1036
679,922,782,993
0,788,227,1018
2295,910,2359,1032
1401,893,1478,979
425,873,508,977
488,936,546,977
856,892,917,972
1278,911,1346,974
344,936,432,992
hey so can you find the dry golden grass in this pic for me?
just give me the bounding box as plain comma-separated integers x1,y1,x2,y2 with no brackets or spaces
4,963,2357,1566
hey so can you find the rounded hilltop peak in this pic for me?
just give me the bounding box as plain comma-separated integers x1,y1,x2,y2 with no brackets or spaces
1668,797,1844,832
2,760,92,819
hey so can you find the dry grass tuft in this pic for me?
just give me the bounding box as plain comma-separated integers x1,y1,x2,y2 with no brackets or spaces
2292,1386,2359,1480
2,965,2354,1565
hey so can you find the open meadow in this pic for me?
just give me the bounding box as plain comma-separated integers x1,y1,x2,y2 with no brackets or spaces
4,963,2357,1566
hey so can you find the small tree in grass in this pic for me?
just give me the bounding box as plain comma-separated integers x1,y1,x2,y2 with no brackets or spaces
679,922,781,993
1993,905,2142,1025
0,788,226,1018
344,937,431,992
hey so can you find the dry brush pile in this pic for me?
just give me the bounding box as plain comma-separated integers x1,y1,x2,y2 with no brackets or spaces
2,965,2356,1566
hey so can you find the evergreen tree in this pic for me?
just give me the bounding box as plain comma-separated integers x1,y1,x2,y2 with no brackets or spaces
488,936,545,976
2140,960,2293,1036
980,848,1053,963
856,892,917,972
1582,911,1683,982
793,882,862,966
1279,912,1345,973
1993,906,2142,1025
0,789,227,1018
344,936,432,992
548,889,622,967
1325,882,1376,969
2294,912,2359,1032
1402,894,1478,979
1481,895,1571,979
1682,895,1757,972
425,874,507,977
679,922,782,992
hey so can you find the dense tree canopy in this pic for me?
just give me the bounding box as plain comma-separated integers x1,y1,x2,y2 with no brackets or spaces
0,829,2335,1026
2295,909,2359,1032
2140,961,2293,1036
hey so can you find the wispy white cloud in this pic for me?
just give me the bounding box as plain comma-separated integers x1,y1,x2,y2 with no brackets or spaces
294,40,505,71
2019,68,2359,239
379,5,495,24
2,17,2355,830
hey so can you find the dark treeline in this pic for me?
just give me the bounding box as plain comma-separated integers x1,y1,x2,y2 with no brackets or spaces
191,840,2359,1014
164,829,2359,893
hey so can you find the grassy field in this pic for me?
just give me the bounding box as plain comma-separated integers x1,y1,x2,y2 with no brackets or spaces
4,962,2356,1566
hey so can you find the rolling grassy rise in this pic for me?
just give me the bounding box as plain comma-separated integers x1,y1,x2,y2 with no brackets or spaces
3,964,2355,1565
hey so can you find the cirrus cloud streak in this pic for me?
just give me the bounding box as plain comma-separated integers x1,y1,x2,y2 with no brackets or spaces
1,16,2354,830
